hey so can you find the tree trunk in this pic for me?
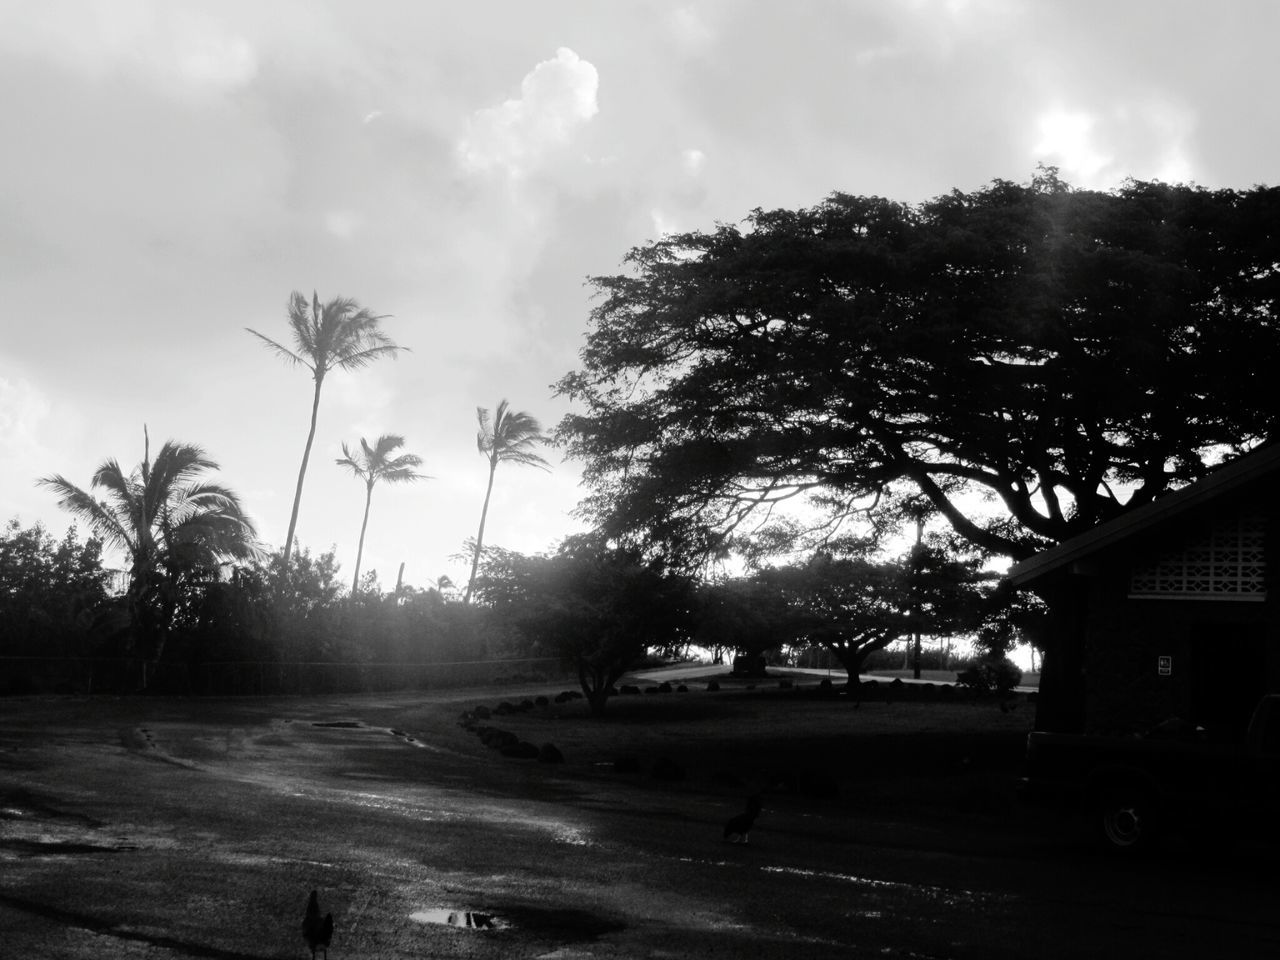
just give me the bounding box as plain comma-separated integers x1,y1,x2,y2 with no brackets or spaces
282,374,324,578
351,482,373,595
463,457,498,605
579,661,616,718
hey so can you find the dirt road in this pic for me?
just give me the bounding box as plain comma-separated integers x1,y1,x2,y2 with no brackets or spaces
2,691,1278,958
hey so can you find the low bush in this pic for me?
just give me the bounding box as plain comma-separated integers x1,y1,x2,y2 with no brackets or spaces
955,656,1023,696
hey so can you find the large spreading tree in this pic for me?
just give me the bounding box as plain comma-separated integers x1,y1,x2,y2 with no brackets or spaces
757,546,988,686
556,171,1280,562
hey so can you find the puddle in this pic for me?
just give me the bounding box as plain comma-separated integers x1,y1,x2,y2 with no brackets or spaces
760,866,1008,907
410,905,624,941
411,908,500,930
312,721,363,728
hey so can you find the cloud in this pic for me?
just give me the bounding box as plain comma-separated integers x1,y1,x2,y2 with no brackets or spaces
0,1,258,97
682,148,707,176
324,210,359,240
1032,99,1198,188
0,370,52,457
1033,109,1113,185
669,5,716,50
457,47,600,179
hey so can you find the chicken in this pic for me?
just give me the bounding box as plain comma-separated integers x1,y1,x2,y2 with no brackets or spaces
722,795,762,844
302,890,334,959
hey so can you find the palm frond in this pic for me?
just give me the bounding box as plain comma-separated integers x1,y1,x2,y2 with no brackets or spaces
336,442,369,480
245,327,312,371
148,441,219,506
331,342,403,371
336,434,427,486
36,474,136,554
477,399,552,470
380,456,429,484
370,434,406,457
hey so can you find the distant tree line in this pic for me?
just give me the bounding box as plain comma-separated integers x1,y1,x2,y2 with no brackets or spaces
0,516,509,695
0,509,1029,702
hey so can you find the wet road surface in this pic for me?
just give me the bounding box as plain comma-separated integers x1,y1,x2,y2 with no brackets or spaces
2,693,1279,958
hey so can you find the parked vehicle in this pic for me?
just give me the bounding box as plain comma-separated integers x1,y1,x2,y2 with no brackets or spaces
1020,695,1280,852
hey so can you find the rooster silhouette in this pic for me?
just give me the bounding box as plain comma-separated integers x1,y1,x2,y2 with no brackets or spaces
722,795,762,844
302,890,334,959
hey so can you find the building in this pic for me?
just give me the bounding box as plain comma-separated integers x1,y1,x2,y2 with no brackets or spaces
1008,443,1279,740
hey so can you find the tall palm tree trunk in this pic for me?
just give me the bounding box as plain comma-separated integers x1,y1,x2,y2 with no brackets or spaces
283,375,324,576
352,482,374,595
464,458,498,605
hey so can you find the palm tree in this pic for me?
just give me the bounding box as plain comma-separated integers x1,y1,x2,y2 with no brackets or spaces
246,291,403,577
336,434,426,595
38,428,259,677
464,400,550,604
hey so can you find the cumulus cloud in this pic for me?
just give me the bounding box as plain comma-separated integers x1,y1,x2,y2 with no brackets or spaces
1033,108,1113,185
457,47,600,179
1033,99,1198,188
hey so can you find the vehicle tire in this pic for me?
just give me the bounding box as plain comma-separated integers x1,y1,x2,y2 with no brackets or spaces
1093,785,1158,853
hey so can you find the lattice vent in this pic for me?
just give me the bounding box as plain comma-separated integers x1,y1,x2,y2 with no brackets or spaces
1129,516,1266,600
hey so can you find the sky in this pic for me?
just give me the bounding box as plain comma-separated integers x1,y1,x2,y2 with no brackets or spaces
2,0,1278,594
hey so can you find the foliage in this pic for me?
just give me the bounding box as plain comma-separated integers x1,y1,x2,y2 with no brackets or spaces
973,579,1050,660
556,171,1280,562
0,519,507,692
475,537,696,716
336,434,427,594
760,544,990,683
464,399,551,605
693,576,793,665
39,429,259,676
0,520,110,661
247,291,404,573
955,655,1024,696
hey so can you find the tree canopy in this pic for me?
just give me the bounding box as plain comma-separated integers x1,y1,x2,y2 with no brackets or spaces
0,520,108,660
758,545,988,684
476,538,695,716
556,171,1280,561
39,429,259,670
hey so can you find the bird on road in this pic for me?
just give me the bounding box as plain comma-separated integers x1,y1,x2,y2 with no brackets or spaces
723,795,762,844
302,890,334,959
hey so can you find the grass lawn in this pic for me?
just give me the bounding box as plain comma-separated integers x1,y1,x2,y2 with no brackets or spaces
408,681,1039,829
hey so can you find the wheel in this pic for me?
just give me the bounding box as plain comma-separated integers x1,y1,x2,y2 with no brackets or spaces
1094,787,1158,852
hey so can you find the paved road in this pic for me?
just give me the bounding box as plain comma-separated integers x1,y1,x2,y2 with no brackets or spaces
1,692,1276,959
631,662,1040,692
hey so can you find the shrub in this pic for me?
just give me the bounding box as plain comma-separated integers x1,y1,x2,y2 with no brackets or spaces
955,656,1023,696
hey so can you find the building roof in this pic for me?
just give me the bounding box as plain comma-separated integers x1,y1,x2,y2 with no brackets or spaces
1007,442,1280,587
